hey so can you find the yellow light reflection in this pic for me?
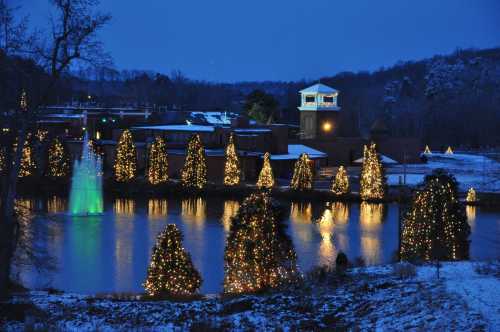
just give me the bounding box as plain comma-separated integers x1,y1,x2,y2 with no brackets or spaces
221,200,240,232
290,202,313,242
331,202,349,224
114,198,135,216
359,202,384,265
317,208,336,265
466,206,476,230
47,196,66,214
181,198,206,229
148,199,168,219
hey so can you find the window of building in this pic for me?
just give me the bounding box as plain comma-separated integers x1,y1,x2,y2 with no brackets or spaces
305,95,315,103
323,96,334,103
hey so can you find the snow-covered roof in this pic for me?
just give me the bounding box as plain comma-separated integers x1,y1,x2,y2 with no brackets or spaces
267,144,327,160
234,128,272,133
354,154,398,164
300,83,338,94
132,125,215,132
46,114,84,119
189,111,235,125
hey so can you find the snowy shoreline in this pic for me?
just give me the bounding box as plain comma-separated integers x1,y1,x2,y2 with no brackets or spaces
2,261,498,331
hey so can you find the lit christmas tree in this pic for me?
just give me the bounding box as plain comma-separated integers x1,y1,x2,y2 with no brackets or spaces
424,145,432,155
224,192,298,294
114,129,137,182
290,153,313,190
400,169,470,261
144,224,202,297
147,136,169,185
331,165,350,195
224,133,241,186
0,147,5,173
48,138,70,178
466,187,477,204
445,146,453,155
181,134,207,189
360,143,386,200
256,152,274,189
18,135,36,178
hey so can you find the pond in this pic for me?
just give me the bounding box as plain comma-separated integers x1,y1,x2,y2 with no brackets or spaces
16,196,500,294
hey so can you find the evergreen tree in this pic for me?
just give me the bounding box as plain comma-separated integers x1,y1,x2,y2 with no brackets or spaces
144,224,202,297
400,169,470,261
331,165,350,195
466,187,476,204
147,136,168,185
224,192,298,294
47,138,70,178
114,129,137,182
181,134,207,189
256,152,274,189
224,133,241,186
18,135,36,178
290,153,313,190
360,143,386,200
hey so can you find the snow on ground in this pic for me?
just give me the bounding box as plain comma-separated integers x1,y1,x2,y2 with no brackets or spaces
387,153,500,192
2,261,497,331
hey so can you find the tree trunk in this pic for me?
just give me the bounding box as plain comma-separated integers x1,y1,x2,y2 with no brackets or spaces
0,130,26,299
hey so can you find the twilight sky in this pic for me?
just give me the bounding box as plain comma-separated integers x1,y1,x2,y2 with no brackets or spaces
21,0,500,82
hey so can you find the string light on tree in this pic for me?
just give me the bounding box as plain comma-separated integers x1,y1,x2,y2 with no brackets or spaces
224,192,298,294
181,134,207,189
466,187,477,204
331,165,350,195
18,135,36,178
48,138,70,178
143,224,202,297
147,136,169,185
360,143,386,201
20,90,27,111
400,169,470,261
424,145,432,155
224,133,241,186
256,152,274,189
445,146,453,155
114,129,137,182
290,153,313,190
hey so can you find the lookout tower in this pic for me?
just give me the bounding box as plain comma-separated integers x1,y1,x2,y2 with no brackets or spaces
298,83,341,139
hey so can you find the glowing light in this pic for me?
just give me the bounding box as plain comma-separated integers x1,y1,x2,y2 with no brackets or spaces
360,143,386,200
181,134,207,189
256,152,274,189
221,200,240,232
331,166,350,195
322,122,332,132
114,130,137,182
290,153,313,190
148,199,168,219
224,133,241,186
147,137,169,185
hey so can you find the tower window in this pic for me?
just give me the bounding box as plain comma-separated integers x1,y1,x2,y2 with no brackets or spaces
305,95,315,103
323,96,334,103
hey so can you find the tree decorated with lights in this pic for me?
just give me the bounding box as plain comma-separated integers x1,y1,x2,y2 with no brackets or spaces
466,187,477,204
424,145,432,155
181,134,207,189
224,192,298,294
144,224,202,297
290,153,313,190
400,169,470,261
0,148,5,173
114,129,137,182
147,136,168,185
18,136,36,178
224,134,241,186
331,165,350,195
445,146,453,154
360,143,386,200
256,152,274,189
47,138,70,178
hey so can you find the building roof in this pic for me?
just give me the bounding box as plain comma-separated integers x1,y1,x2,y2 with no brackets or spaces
299,83,338,94
354,154,398,164
267,144,327,160
132,124,215,132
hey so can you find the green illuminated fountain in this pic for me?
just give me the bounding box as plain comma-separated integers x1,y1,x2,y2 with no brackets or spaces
69,134,103,215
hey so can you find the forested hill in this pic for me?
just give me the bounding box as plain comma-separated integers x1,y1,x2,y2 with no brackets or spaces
1,48,500,147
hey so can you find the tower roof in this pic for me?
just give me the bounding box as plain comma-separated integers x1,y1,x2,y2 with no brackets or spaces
299,83,338,94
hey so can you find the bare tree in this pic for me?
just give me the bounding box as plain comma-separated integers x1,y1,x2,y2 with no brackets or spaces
0,0,111,299
0,0,29,55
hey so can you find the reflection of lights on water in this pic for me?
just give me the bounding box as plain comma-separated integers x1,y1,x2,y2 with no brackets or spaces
318,208,336,265
359,202,384,265
331,202,349,224
148,199,168,218
290,202,313,242
47,196,66,214
466,206,476,229
181,198,206,228
221,200,240,232
290,203,312,223
114,198,135,216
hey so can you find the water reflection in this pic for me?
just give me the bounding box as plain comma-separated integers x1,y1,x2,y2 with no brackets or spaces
114,198,135,216
181,198,206,229
47,196,67,214
466,206,476,229
359,202,384,265
148,199,168,219
289,202,313,243
331,202,349,224
221,200,240,232
317,208,336,265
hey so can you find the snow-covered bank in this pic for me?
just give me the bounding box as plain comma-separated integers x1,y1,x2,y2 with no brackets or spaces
2,261,498,331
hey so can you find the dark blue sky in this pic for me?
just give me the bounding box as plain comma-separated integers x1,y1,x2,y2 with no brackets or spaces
22,0,500,82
